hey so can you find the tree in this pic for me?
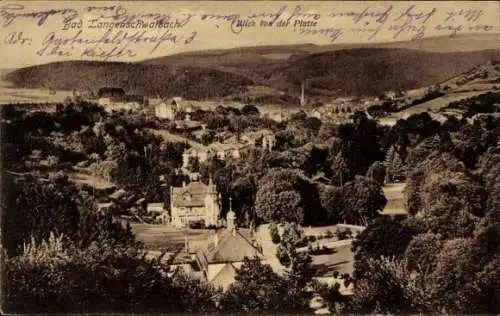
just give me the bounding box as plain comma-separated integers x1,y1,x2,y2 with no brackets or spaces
340,176,387,225
256,190,303,223
4,235,219,313
187,156,200,173
254,169,305,224
268,222,281,244
404,151,468,216
241,104,260,116
1,173,135,257
428,238,475,313
351,256,427,314
275,223,316,310
352,217,422,280
417,170,485,238
219,257,305,313
404,232,444,275
337,111,385,177
318,184,342,224
384,145,406,183
453,123,494,169
366,161,386,185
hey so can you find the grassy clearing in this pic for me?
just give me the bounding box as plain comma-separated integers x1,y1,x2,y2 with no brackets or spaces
382,182,407,215
312,244,354,276
397,91,488,117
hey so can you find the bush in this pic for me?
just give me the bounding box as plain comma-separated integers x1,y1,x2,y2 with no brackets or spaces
302,235,316,244
325,229,334,238
310,245,335,255
4,235,219,313
335,228,351,240
346,228,353,239
269,222,281,244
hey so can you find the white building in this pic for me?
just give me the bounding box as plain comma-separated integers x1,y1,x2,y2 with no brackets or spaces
154,97,183,120
170,180,220,228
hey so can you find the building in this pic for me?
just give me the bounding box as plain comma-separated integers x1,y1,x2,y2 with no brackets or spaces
195,209,264,290
170,179,220,228
96,202,114,213
147,202,165,214
154,97,183,120
181,142,250,169
98,93,145,113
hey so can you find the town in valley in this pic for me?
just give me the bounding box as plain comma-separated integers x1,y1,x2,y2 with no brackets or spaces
1,31,500,314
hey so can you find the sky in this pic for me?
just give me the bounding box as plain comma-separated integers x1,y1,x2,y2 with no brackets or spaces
1,1,499,68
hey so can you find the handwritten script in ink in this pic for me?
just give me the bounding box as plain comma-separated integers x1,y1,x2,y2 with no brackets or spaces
0,3,496,61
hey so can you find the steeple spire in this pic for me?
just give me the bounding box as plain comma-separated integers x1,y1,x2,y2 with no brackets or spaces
226,196,236,234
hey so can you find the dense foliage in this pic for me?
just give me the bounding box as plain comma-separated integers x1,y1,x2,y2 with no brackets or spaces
2,89,500,313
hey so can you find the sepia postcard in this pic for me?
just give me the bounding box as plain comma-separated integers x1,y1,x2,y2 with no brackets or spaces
1,0,499,314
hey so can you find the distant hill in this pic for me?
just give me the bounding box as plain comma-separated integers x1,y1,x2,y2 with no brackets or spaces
5,61,253,100
5,34,500,101
282,48,500,96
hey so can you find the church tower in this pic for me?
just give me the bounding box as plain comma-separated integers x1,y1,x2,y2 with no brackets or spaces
204,177,220,227
227,197,236,235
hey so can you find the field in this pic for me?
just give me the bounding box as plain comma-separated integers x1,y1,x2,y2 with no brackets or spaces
131,223,214,252
396,91,489,117
378,90,492,126
0,86,73,105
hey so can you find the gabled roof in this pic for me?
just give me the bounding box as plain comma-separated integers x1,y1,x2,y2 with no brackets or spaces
172,181,215,208
200,229,263,264
210,263,237,289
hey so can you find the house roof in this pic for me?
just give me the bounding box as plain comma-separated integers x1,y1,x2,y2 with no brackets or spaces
147,203,164,208
171,181,215,208
198,229,263,265
109,189,126,200
210,263,238,289
312,172,331,184
97,202,113,208
208,141,250,152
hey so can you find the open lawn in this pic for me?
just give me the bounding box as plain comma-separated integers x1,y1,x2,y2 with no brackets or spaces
131,223,214,252
312,243,354,276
